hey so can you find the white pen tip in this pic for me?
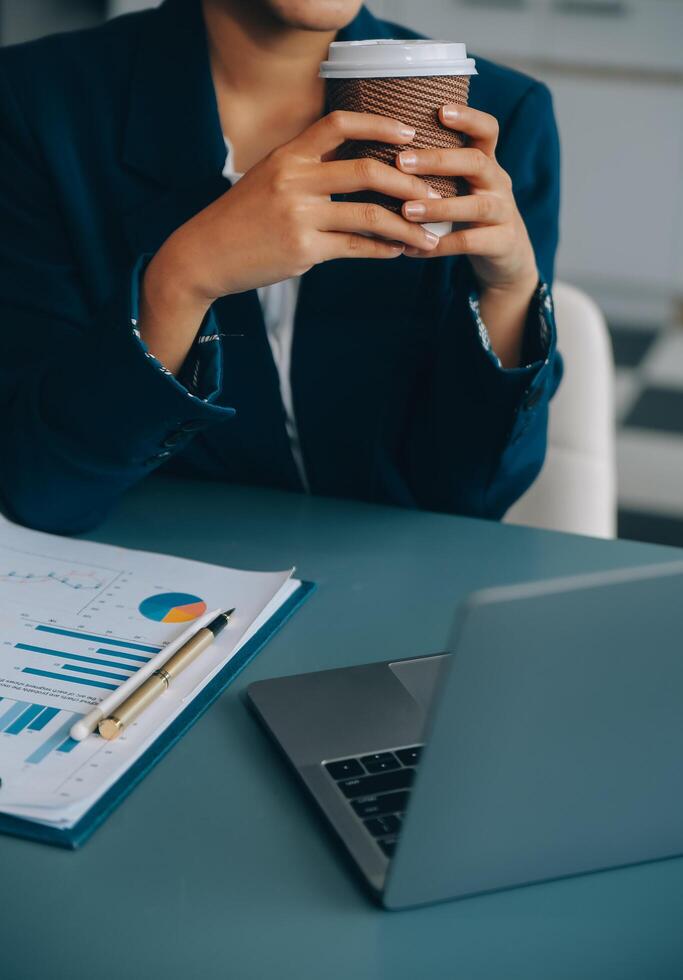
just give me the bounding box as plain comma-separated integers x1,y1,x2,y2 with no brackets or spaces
70,720,91,741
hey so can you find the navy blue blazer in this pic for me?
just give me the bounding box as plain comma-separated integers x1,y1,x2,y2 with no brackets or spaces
0,0,561,534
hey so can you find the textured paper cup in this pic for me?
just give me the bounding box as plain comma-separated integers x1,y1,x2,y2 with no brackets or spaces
320,40,477,236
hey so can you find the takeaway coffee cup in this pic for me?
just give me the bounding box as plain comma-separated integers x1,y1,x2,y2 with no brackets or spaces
320,39,477,236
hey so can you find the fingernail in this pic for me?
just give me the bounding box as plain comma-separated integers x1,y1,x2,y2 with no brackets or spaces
398,125,416,139
442,105,460,122
422,230,439,248
398,151,417,170
404,201,426,218
427,187,441,199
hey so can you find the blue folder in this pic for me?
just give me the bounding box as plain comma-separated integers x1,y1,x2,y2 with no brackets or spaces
0,580,315,849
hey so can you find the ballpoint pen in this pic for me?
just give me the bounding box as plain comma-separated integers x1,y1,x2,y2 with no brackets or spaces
69,607,222,741
98,608,236,740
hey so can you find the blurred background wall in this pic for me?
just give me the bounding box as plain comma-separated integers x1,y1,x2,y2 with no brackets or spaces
1,0,682,545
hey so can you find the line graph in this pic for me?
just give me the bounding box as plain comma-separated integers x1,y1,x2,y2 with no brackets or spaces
0,544,121,617
0,570,106,590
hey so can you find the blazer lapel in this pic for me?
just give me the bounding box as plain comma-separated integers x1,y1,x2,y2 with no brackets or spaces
122,0,225,189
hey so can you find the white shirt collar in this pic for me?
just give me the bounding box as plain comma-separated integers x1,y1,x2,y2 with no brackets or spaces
222,135,243,182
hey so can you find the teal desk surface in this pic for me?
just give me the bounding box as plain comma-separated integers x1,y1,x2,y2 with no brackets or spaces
2,476,682,980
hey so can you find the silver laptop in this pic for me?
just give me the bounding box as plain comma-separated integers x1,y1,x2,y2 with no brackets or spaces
247,562,683,910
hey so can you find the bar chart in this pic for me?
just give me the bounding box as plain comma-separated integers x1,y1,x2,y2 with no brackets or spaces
0,696,79,764
0,614,168,797
0,612,173,810
0,611,170,804
12,623,162,694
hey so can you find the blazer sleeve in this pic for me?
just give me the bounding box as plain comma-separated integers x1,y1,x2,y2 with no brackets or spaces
402,79,563,519
0,63,235,534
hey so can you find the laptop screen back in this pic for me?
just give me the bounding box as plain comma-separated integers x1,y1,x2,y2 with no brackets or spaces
384,562,683,909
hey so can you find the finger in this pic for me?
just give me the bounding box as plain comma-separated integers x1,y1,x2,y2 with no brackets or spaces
403,225,506,259
289,110,416,160
320,202,440,251
402,192,509,226
309,157,440,202
397,147,500,188
319,231,406,262
438,105,499,157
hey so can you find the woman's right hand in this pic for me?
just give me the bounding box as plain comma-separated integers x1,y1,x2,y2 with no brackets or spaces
140,110,441,373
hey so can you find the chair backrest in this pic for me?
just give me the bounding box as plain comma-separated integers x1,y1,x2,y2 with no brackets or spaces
505,282,617,538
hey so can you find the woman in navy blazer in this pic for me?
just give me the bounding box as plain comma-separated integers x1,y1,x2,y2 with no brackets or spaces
0,0,561,534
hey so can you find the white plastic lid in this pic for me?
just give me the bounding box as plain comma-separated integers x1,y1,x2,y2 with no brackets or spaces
320,39,477,79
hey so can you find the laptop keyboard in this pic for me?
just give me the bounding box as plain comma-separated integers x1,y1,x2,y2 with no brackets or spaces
324,746,423,858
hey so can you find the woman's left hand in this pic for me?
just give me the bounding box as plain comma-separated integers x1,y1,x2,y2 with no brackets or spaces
396,104,538,295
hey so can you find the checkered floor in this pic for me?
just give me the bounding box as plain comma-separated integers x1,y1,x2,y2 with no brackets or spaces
612,321,683,548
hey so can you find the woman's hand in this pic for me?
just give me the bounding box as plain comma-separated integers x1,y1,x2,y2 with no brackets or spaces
397,104,537,289
141,111,440,373
396,104,540,367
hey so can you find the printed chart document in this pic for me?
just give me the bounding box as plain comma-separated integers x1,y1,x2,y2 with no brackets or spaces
0,516,298,829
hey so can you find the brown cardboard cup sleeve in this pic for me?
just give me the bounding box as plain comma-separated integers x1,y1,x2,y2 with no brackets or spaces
327,74,471,213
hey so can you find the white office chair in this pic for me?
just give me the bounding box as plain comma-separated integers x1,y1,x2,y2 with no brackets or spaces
505,282,617,538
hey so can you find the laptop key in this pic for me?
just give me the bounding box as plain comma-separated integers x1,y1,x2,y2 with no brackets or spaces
378,837,398,857
364,814,401,837
338,768,415,799
351,791,410,818
360,752,400,773
324,758,364,780
395,746,423,767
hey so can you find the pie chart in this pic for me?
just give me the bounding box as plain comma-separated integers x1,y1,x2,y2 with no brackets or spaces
138,592,207,623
